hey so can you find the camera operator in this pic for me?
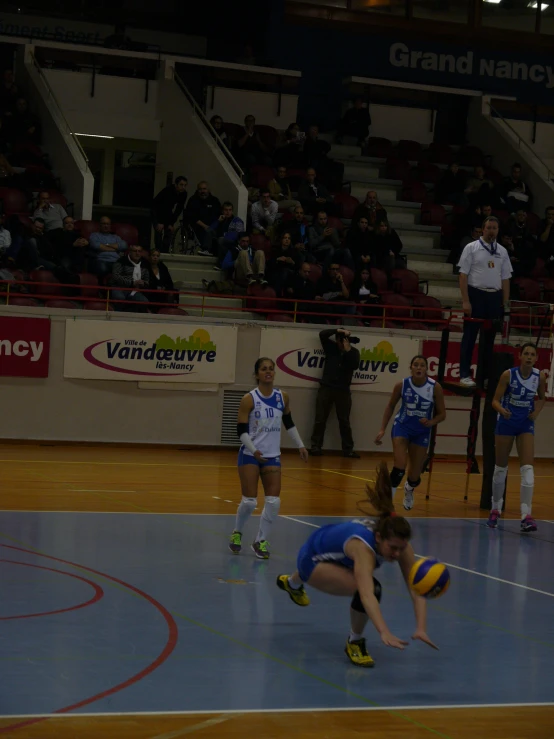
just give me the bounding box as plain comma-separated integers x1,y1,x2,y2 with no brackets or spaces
309,328,361,459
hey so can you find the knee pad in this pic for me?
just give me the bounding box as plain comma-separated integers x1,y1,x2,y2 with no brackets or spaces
262,496,281,520
520,465,534,487
351,578,381,613
406,477,421,489
241,496,257,511
390,467,405,488
493,465,508,484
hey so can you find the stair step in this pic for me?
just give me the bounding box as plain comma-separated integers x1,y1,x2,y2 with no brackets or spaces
351,184,398,202
343,162,380,180
178,293,244,309
329,143,361,158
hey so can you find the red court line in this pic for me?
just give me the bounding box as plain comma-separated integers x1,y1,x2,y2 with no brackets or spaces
0,559,104,620
0,544,179,734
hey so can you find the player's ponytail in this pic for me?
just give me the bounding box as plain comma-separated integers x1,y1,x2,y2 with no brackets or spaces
360,461,412,541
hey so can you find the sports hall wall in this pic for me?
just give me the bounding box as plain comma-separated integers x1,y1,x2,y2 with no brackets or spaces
1,311,552,458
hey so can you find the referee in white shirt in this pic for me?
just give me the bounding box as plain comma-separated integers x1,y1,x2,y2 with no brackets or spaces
457,216,512,388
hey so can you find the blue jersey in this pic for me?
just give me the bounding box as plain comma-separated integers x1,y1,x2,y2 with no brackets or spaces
394,377,436,433
304,521,383,570
499,367,540,422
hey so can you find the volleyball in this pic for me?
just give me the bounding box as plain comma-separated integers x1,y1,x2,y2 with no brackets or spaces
408,557,450,599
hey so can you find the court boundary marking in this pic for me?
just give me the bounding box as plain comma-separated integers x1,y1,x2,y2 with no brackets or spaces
1,702,553,719
281,515,554,598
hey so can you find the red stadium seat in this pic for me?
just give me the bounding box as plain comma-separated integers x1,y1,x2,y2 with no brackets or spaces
421,203,446,226
84,300,114,311
401,182,427,203
338,266,354,288
417,162,441,185
306,263,322,284
370,268,388,293
412,294,443,323
531,258,549,279
333,193,359,219
425,143,453,165
246,284,277,314
391,268,425,296
157,307,189,316
265,313,294,322
113,222,139,245
44,299,81,309
250,234,271,259
541,278,554,302
368,319,397,329
6,297,40,307
75,220,99,241
78,273,99,298
379,292,412,319
250,165,275,189
29,269,62,296
512,277,541,302
365,137,393,158
386,157,412,182
396,140,421,160
256,125,278,150
327,216,345,234
0,187,29,216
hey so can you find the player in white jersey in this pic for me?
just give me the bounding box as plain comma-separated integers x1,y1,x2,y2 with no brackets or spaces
488,343,546,532
229,357,309,559
374,356,445,511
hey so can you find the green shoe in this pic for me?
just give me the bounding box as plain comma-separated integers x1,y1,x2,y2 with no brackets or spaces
276,574,310,606
251,540,270,559
228,531,242,554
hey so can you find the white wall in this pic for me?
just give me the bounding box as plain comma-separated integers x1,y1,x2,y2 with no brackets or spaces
367,104,435,145
1,307,553,459
206,87,298,130
156,67,248,224
19,47,95,219
468,97,554,216
502,118,554,175
43,69,161,141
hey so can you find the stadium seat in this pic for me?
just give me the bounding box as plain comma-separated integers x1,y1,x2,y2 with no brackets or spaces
416,162,441,185
338,266,354,288
391,268,426,296
157,307,189,316
459,146,484,166
44,299,81,309
333,193,359,219
250,234,271,259
78,273,99,298
386,157,413,182
541,278,554,302
75,220,99,241
421,202,446,226
401,182,427,203
326,216,345,234
29,269,63,296
0,187,29,216
425,143,453,165
531,258,549,279
368,319,397,329
379,292,412,319
256,125,278,150
512,277,541,302
250,165,274,189
265,313,294,322
84,301,114,311
370,267,388,293
365,137,393,158
412,294,443,324
396,140,421,160
113,222,139,245
306,264,322,284
246,284,277,314
6,297,40,307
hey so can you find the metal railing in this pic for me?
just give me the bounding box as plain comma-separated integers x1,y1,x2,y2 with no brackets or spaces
173,71,244,182
29,51,89,172
488,103,554,183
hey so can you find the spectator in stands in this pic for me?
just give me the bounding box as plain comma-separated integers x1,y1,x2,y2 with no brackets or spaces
8,98,40,145
298,168,333,216
464,165,494,207
251,189,278,239
315,264,356,321
449,224,482,274
457,216,512,388
235,114,271,169
267,231,301,296
502,209,536,277
352,267,380,320
32,192,66,245
336,97,371,146
268,166,299,211
308,210,340,264
148,249,177,306
304,124,344,192
501,162,532,213
60,216,88,272
538,206,554,274
345,216,372,269
273,124,307,169
151,176,188,253
210,115,229,145
285,261,317,322
0,151,15,185
435,162,468,206
14,218,57,272
209,201,245,266
0,212,11,255
369,219,403,275
89,216,127,277
185,181,222,252
0,69,18,117
221,232,266,287
111,244,151,312
352,190,387,230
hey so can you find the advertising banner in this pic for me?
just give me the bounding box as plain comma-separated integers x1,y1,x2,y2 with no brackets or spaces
0,316,50,378
260,328,419,392
64,320,237,383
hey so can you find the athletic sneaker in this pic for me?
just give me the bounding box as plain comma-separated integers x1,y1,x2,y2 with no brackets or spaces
521,515,537,533
251,540,270,560
460,377,477,388
403,489,414,511
276,574,310,606
228,531,242,554
345,638,375,668
486,510,500,528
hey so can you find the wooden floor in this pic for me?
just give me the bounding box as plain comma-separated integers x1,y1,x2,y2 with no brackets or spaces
1,443,553,739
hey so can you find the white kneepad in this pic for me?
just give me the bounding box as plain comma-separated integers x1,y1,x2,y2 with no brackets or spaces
520,465,534,487
493,465,508,483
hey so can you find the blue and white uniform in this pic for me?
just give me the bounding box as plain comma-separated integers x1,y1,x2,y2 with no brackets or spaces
238,387,284,467
297,520,384,582
391,376,436,448
495,367,540,437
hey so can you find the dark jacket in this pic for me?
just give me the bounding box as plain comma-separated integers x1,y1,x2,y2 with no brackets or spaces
111,256,151,288
318,329,360,389
185,193,222,229
297,179,333,209
148,261,177,304
151,185,188,225
352,202,388,229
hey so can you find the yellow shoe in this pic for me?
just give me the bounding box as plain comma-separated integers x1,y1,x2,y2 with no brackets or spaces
345,638,375,667
276,574,310,606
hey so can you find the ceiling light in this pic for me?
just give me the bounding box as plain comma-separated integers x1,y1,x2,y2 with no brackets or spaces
74,133,115,139
528,1,549,7
483,0,502,4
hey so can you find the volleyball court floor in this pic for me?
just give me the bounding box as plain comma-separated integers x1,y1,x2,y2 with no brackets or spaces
0,446,553,737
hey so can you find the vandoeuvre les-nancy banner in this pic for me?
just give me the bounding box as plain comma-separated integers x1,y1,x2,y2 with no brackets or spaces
260,329,419,392
64,320,237,383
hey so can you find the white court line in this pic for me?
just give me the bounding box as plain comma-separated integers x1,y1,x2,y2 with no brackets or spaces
0,511,487,519
1,702,553,719
281,516,554,599
69,490,137,493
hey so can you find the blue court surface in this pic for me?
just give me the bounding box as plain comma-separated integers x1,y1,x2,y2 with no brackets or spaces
1,512,554,719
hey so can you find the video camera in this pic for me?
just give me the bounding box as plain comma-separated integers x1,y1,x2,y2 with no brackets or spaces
336,331,360,344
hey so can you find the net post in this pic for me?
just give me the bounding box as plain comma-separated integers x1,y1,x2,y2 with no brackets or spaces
424,325,449,499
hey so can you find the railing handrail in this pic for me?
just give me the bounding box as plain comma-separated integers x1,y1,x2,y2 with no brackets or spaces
488,103,554,182
173,71,244,182
28,51,89,171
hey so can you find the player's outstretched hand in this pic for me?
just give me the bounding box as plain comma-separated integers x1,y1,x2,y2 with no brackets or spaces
374,430,385,445
254,450,267,463
411,630,439,650
299,447,309,463
380,631,409,650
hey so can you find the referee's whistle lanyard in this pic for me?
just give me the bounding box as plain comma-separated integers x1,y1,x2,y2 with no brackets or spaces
479,238,498,256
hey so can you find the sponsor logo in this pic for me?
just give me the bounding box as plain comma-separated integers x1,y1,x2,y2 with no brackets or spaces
83,329,217,376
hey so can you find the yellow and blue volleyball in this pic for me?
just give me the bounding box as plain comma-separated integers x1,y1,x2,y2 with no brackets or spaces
408,557,450,599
